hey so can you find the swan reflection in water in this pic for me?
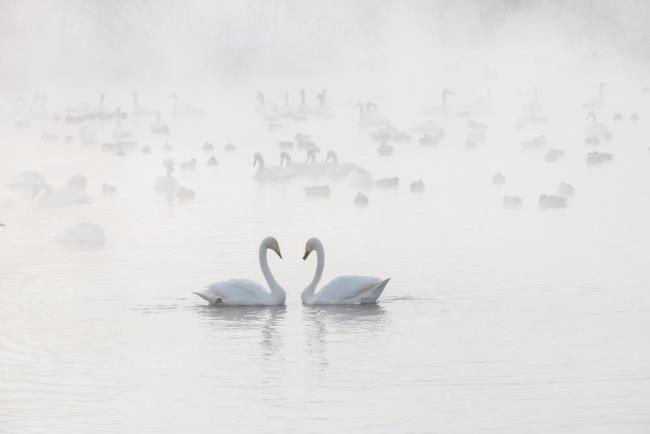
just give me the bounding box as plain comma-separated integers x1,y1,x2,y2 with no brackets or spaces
302,304,389,370
196,304,287,357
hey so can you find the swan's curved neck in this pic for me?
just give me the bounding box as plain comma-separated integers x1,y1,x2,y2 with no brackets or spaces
256,157,265,171
303,241,325,301
259,244,282,297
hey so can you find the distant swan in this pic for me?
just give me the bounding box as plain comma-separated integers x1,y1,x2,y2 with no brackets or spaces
33,185,90,208
56,223,106,250
301,238,390,305
253,153,294,181
154,159,179,193
194,236,286,306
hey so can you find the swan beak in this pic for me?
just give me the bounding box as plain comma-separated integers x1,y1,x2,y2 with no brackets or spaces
302,250,311,260
274,247,282,259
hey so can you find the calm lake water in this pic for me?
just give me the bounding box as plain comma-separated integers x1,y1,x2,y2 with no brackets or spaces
1,85,649,433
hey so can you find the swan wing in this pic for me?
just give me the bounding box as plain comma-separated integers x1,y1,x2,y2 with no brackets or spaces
195,279,273,306
315,276,389,304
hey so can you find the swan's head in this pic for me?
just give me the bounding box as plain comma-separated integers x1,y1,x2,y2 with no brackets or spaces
263,236,282,259
325,150,338,164
443,89,454,96
253,153,263,167
302,237,322,260
280,152,291,166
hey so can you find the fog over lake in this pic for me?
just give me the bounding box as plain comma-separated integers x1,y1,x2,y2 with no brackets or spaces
1,1,649,433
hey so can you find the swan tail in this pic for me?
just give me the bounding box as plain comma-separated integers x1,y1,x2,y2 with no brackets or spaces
193,290,219,304
361,278,391,304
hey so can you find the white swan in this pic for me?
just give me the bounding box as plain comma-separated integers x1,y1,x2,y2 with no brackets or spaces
253,153,294,181
301,238,390,305
194,236,286,306
6,171,46,192
154,159,179,193
56,223,106,250
323,151,371,178
33,185,90,208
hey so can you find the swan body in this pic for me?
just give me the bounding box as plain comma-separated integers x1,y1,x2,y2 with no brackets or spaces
585,112,612,143
322,151,370,178
521,135,547,150
305,185,330,198
194,237,286,306
155,160,179,193
377,142,394,156
56,223,106,250
544,148,564,162
34,185,90,207
6,171,46,192
354,193,369,206
419,130,444,146
539,194,567,209
203,142,215,152
177,187,195,200
253,153,294,181
357,102,389,128
102,184,116,194
492,172,506,185
410,180,425,193
180,158,197,171
375,177,399,189
587,152,613,165
207,156,219,166
301,238,390,305
68,174,87,191
503,196,523,208
558,182,575,197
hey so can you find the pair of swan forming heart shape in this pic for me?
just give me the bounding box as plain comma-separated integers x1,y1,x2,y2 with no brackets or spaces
193,236,390,306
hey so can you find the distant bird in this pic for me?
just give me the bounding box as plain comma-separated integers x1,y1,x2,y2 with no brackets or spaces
68,175,87,191
207,156,219,166
354,193,369,207
177,187,195,200
586,151,614,165
102,184,116,194
154,159,179,193
6,171,46,192
544,148,565,162
203,142,215,152
33,185,90,208
492,172,506,185
539,194,567,209
375,177,399,189
253,153,294,181
521,135,547,150
503,196,523,208
558,182,575,197
305,185,330,198
377,141,394,156
410,180,425,193
180,158,197,171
